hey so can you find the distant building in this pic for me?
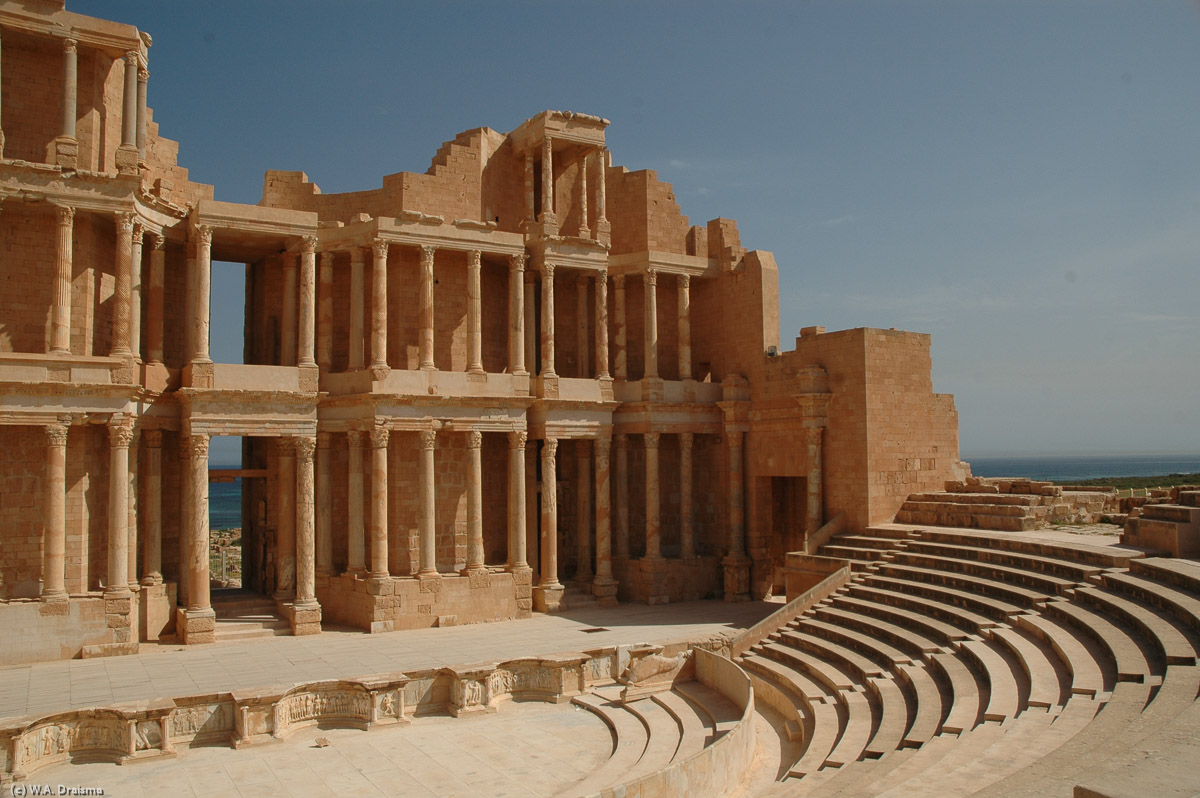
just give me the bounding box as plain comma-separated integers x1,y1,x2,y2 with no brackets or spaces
0,1,966,663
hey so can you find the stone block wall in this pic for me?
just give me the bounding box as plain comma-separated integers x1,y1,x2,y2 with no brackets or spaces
0,30,62,164
0,209,55,354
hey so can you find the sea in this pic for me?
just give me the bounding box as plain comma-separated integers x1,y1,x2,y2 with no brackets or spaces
203,454,1200,528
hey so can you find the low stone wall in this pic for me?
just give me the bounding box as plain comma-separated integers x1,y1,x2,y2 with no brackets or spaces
732,561,851,659
317,569,523,633
0,597,117,666
613,555,723,604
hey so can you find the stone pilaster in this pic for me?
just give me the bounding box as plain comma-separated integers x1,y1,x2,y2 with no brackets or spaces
179,432,192,608
465,430,486,578
184,232,196,362
347,430,367,573
350,247,365,370
126,427,139,590
509,253,527,375
524,151,535,222
419,245,436,370
370,239,389,376
275,438,296,600
316,432,332,577
281,252,298,366
680,432,695,559
0,28,6,157
111,212,135,357
317,250,334,369
534,438,563,612
575,440,592,583
595,148,611,241
42,424,69,602
614,434,630,559
613,275,627,380
592,436,617,606
467,250,483,375
298,236,317,367
539,135,557,230
140,429,163,585
180,433,215,644
136,64,148,159
578,149,590,239
146,233,164,364
524,271,537,376
369,426,390,580
418,428,438,578
49,205,74,355
596,269,609,379
507,431,528,570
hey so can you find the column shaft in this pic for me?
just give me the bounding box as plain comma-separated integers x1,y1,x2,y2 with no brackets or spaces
111,213,134,357
643,270,658,379
135,65,148,158
179,435,192,606
317,251,333,369
130,225,143,360
678,275,692,379
806,427,824,535
539,438,560,587
540,136,554,220
370,240,388,369
187,434,210,612
350,247,365,369
107,419,132,592
418,429,438,575
193,226,212,363
127,431,139,589
147,234,165,363
121,51,138,147
613,276,627,379
525,443,538,581
596,270,609,379
61,39,77,139
275,440,296,598
728,430,745,555
281,253,298,366
419,245,436,370
184,235,196,361
643,433,661,559
575,440,592,581
49,205,74,355
466,250,483,373
576,276,589,378
596,148,608,230
316,433,332,576
507,432,528,569
524,274,537,374
295,437,317,606
524,152,535,221
370,428,389,578
42,424,68,600
347,431,366,572
298,238,317,367
141,429,162,585
578,150,590,238
593,437,613,581
509,254,526,375
680,433,695,558
540,264,556,376
465,431,485,572
614,434,629,558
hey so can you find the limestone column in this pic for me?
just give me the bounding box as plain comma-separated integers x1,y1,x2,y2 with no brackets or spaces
644,270,658,379
130,225,143,360
350,247,365,370
524,152,535,222
193,225,212,364
370,240,388,371
275,439,296,599
49,205,74,355
317,251,333,369
295,437,318,607
525,441,538,582
613,275,627,379
596,149,609,236
680,432,695,559
127,428,139,589
509,254,526,375
419,245,436,370
540,136,555,223
281,252,298,366
186,433,211,614
578,151,590,239
61,39,77,139
106,417,133,594
728,430,746,556
136,64,148,159
678,275,692,380
179,435,193,606
120,51,138,149
184,233,196,362
111,212,134,357
465,431,485,574
298,237,317,367
464,250,484,374
507,431,528,569
42,424,68,601
541,263,556,377
805,426,824,535
576,276,589,378
418,428,438,576
524,272,537,374
141,429,163,585
346,431,366,573
575,440,592,581
644,433,661,560
0,28,5,157
593,436,616,603
147,233,165,364
316,432,332,576
539,438,560,588
614,434,630,558
370,427,389,579
596,269,609,379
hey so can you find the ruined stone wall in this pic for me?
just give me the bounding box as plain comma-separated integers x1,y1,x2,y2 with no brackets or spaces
605,168,692,257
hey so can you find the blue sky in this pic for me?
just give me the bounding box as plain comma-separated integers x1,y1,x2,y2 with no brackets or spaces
76,1,1200,460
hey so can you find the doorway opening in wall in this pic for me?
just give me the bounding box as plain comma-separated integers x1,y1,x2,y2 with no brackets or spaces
210,261,247,365
209,435,246,589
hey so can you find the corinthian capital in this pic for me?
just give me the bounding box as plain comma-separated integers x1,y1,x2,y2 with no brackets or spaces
369,426,390,449
108,416,135,448
294,436,316,461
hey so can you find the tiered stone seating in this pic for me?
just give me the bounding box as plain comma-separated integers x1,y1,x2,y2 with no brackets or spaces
1122,490,1200,557
894,492,1049,531
740,522,1200,798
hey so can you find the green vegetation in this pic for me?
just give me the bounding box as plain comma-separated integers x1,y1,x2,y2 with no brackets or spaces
1064,473,1200,490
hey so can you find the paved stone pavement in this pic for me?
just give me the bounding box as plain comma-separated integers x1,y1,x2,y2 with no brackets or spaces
0,599,777,721
30,700,614,798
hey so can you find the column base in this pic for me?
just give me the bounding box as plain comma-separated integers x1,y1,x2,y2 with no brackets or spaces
591,576,619,608
177,607,216,645
537,374,559,399
642,377,665,402
183,360,215,388
637,557,670,605
509,565,534,617
282,600,323,636
533,583,564,613
49,136,78,168
140,581,176,641
722,553,753,602
462,567,490,589
40,591,68,604
115,144,139,175
369,364,391,382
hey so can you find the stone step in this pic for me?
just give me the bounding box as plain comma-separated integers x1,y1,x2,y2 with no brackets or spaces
1130,557,1200,596
620,693,683,782
868,568,1040,618
567,693,650,797
1073,586,1197,666
892,524,1143,568
652,690,713,762
927,651,983,735
846,580,999,633
890,550,1078,597
952,638,1021,723
1013,614,1108,697
1042,600,1155,684
987,625,1067,710
831,591,970,645
1099,570,1200,637
900,538,1102,582
1139,504,1200,524
905,492,1045,507
811,605,943,657
894,508,1037,532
